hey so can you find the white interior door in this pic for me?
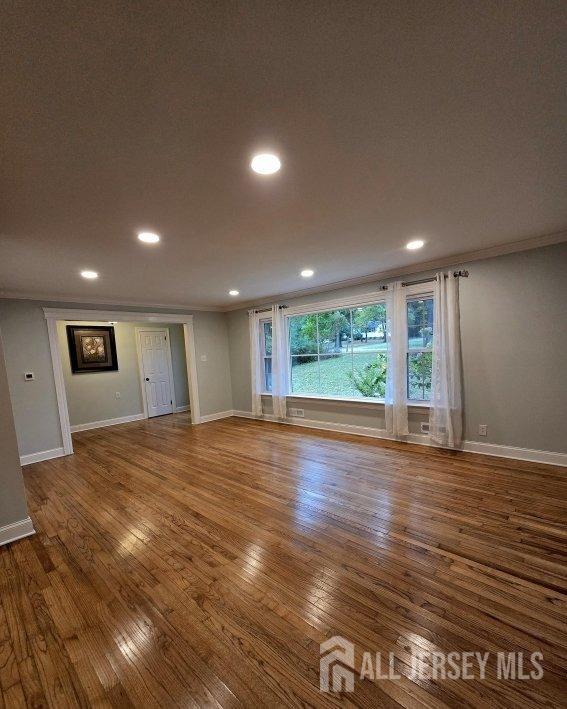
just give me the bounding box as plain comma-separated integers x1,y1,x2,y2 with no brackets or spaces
139,330,174,417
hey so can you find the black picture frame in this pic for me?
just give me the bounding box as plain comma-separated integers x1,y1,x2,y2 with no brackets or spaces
66,325,118,374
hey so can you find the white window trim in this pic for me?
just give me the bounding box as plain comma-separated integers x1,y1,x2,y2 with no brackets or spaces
285,296,389,402
260,391,430,411
254,285,437,409
405,288,435,404
284,291,387,317
259,316,273,395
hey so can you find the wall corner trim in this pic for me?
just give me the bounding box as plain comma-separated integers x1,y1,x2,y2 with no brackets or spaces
0,517,35,546
20,447,66,466
229,412,567,467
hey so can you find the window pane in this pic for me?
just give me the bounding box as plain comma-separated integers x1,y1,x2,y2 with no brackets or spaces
407,352,432,400
289,315,318,355
264,357,272,392
290,355,319,394
407,298,433,349
318,354,355,396
352,304,387,353
350,352,388,398
262,321,272,356
317,309,352,354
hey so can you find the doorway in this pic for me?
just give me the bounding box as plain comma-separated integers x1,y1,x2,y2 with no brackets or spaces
44,308,201,456
136,328,175,418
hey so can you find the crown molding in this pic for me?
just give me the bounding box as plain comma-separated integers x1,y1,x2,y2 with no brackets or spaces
1,229,565,313
222,229,567,311
0,291,222,312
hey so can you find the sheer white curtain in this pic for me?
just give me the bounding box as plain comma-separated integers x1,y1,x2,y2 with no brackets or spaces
384,282,409,437
429,272,463,447
248,310,263,417
271,304,288,420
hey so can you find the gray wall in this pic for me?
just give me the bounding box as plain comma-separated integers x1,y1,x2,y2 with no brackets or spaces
228,242,567,454
0,328,30,527
0,301,232,456
57,321,190,427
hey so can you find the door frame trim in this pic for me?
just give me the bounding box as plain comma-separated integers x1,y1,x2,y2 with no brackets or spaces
135,327,176,419
43,308,201,457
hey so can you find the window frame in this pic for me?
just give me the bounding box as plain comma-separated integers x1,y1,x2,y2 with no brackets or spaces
286,298,388,403
259,317,273,394
255,287,436,407
403,284,435,404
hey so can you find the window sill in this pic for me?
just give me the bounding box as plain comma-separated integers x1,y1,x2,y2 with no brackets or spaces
260,392,430,411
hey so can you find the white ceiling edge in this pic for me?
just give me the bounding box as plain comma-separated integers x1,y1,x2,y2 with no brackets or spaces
1,229,565,313
222,229,567,312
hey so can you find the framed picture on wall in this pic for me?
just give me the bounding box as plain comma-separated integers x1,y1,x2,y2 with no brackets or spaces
66,325,118,373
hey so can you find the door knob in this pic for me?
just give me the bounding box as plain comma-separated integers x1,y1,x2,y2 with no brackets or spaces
145,377,149,381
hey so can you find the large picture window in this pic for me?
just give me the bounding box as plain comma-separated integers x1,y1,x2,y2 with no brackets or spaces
406,297,433,401
288,303,388,399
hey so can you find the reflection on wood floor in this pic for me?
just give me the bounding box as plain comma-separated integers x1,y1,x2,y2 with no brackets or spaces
2,414,566,707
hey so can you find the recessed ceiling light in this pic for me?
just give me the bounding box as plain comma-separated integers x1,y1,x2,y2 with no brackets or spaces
80,270,98,279
406,239,425,250
138,231,160,244
250,153,281,175
301,268,314,278
228,289,240,296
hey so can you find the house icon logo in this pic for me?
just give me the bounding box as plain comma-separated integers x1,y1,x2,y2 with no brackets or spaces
320,636,355,693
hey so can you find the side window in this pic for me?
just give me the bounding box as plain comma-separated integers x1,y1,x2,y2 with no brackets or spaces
406,298,434,401
260,319,272,392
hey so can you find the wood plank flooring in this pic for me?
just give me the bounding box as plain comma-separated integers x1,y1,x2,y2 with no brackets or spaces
1,414,566,708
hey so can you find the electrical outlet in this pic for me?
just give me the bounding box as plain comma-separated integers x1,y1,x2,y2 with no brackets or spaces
479,424,488,437
289,408,304,418
420,422,430,434
200,354,207,362
24,372,35,381
115,392,121,399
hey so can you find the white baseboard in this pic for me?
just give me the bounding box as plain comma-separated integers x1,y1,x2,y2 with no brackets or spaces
199,410,234,424
70,413,146,433
20,446,66,466
0,517,35,546
460,440,567,467
174,404,191,413
230,411,567,467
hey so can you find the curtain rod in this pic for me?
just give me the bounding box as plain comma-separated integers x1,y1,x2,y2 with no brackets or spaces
253,305,288,314
253,271,469,310
378,270,469,290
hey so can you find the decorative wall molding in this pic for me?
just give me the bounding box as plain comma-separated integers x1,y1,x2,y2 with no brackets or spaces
199,410,234,423
226,229,567,312
20,447,66,466
230,411,567,467
70,413,145,433
43,308,195,324
0,291,221,311
0,517,35,546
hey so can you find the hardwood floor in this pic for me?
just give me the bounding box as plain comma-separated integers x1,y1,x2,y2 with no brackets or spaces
1,415,566,708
